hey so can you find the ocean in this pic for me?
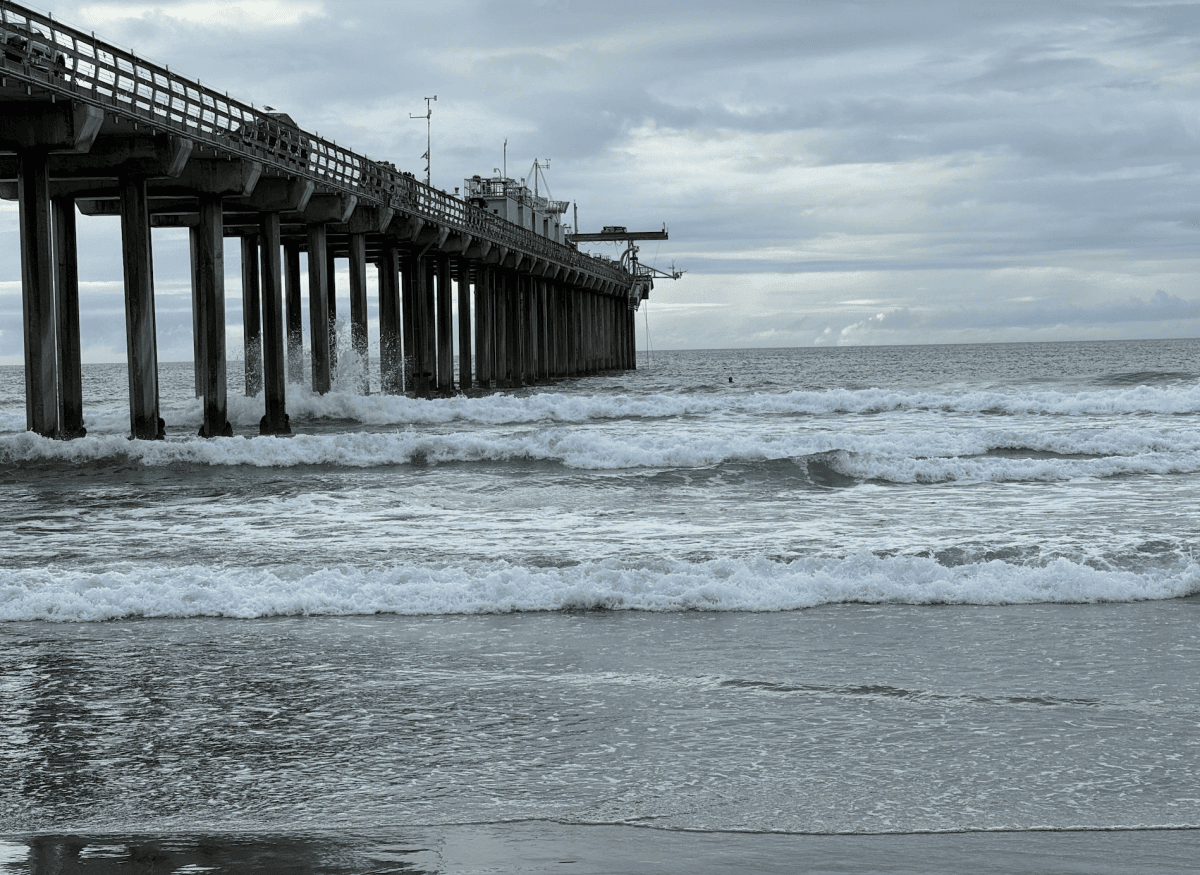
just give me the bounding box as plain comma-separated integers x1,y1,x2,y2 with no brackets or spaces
2,339,1199,873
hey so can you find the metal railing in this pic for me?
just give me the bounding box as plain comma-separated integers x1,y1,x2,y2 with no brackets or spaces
0,1,630,289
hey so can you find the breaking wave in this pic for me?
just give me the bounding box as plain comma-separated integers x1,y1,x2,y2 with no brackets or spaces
3,552,1197,622
3,423,1200,483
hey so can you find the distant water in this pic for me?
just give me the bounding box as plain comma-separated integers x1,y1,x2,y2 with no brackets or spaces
2,340,1200,872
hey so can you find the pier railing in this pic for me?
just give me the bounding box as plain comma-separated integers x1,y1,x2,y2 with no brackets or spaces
0,0,629,287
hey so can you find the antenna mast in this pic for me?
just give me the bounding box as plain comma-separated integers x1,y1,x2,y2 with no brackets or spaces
409,95,437,185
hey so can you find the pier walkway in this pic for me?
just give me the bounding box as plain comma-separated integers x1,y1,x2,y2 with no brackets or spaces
0,1,650,439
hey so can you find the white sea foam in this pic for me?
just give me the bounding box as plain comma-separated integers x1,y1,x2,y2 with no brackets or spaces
3,423,1200,481
56,381,1200,436
2,553,1196,622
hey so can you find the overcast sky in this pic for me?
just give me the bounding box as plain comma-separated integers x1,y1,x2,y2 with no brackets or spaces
4,0,1200,363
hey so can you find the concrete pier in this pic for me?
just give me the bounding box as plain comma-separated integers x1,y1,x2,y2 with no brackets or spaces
1,0,660,440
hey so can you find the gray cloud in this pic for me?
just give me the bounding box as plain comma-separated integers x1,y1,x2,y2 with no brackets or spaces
3,0,1200,361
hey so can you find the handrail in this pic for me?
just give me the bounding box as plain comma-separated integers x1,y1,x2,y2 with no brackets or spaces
0,0,631,288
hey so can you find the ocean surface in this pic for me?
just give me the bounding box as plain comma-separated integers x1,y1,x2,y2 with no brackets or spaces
2,339,1200,872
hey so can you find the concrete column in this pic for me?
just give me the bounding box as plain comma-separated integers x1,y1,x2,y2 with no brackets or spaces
417,255,437,397
456,257,473,391
436,254,453,393
52,195,85,439
629,307,638,369
193,195,230,438
506,271,521,386
306,224,331,394
536,279,549,382
348,232,369,394
120,176,163,440
284,241,304,384
523,275,536,382
189,227,205,399
378,245,402,395
17,151,58,437
241,232,262,396
474,265,491,389
493,270,507,387
259,212,290,434
326,245,338,383
400,254,418,393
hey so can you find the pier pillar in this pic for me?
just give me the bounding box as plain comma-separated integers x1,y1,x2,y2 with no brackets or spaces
194,195,230,437
348,232,369,394
513,271,526,386
416,255,437,397
307,224,331,394
435,254,453,393
497,270,512,387
400,254,418,392
491,270,503,388
456,257,473,391
523,274,536,383
538,278,549,381
52,195,85,438
17,151,58,437
473,265,491,389
189,227,204,399
120,176,164,440
378,245,402,395
284,241,304,384
326,245,338,383
259,212,290,434
241,232,262,396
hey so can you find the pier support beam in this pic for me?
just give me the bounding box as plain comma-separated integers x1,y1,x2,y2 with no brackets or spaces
456,257,473,391
326,244,338,383
400,254,418,393
52,195,85,438
378,245,401,394
17,151,58,437
120,176,164,440
241,232,262,396
258,212,289,434
285,241,303,384
194,194,230,438
416,255,436,397
436,254,453,393
348,232,369,394
307,224,331,394
474,265,493,389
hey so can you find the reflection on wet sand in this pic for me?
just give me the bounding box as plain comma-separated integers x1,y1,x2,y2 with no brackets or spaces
6,834,434,874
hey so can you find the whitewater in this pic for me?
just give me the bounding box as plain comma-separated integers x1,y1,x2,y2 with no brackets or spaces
3,340,1200,870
